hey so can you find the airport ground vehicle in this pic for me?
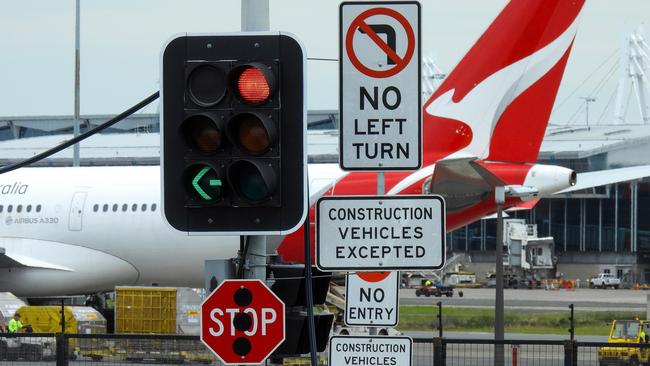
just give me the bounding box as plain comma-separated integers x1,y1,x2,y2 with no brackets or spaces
16,305,105,361
415,283,457,297
598,319,650,366
495,219,556,289
590,273,622,289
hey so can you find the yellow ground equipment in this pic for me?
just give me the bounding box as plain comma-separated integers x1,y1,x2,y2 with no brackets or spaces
15,305,106,360
115,287,177,334
114,286,213,363
598,319,650,366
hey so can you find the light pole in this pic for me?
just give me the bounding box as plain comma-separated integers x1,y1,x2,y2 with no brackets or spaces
494,187,506,366
579,96,596,127
494,185,539,366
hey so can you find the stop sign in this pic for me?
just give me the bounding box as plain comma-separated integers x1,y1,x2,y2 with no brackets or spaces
201,279,285,365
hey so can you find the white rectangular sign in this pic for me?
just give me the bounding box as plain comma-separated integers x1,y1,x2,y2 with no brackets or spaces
339,1,421,171
329,336,412,366
346,271,399,326
316,195,445,270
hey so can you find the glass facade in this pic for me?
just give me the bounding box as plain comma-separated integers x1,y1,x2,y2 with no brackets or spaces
448,181,648,255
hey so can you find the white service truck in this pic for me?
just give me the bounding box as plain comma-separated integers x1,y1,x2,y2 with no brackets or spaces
589,273,621,289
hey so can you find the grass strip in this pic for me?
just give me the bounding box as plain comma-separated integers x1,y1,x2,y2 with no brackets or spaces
398,306,645,335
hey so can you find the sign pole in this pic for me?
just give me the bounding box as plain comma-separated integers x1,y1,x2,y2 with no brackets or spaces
369,171,385,336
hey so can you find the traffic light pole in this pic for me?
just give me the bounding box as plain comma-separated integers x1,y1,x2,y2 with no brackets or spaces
238,0,270,280
243,236,267,280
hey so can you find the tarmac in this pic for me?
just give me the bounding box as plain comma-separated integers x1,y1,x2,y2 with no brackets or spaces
400,287,650,312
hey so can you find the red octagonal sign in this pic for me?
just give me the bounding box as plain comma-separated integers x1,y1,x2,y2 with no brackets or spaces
201,279,285,365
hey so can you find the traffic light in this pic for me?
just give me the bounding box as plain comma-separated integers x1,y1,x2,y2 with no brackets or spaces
161,33,306,234
268,264,334,355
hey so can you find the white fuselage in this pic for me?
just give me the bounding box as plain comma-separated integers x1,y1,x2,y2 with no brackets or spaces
0,164,346,296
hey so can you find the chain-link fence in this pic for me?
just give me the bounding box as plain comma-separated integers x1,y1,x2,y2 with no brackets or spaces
5,333,650,366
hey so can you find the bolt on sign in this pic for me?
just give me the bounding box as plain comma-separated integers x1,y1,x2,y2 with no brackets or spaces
339,1,421,171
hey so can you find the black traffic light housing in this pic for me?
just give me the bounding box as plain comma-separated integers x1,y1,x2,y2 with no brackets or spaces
161,33,306,234
268,264,334,356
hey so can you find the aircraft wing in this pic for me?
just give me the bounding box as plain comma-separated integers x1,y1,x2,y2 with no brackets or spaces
554,165,650,194
0,246,72,271
0,248,24,268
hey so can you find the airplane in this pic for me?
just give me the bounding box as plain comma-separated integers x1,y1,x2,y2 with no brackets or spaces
1,0,648,297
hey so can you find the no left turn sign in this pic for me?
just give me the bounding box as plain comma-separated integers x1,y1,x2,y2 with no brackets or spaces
345,7,416,78
340,1,421,171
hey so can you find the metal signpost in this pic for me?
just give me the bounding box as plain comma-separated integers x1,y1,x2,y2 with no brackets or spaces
329,336,413,366
339,1,421,171
345,271,399,326
316,195,445,271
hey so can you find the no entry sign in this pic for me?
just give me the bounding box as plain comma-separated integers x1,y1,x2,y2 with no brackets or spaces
345,271,399,326
339,1,421,171
316,195,445,271
329,336,413,366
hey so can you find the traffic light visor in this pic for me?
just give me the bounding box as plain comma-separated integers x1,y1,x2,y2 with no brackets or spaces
231,63,276,105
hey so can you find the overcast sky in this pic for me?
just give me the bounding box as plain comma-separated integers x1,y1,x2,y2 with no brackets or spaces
1,0,650,125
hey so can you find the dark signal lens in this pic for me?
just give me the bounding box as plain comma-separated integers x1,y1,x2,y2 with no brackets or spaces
228,160,276,203
229,113,276,155
230,63,276,105
187,65,226,107
184,164,224,202
183,115,224,154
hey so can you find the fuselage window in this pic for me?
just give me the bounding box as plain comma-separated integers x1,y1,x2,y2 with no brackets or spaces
102,204,108,212
26,205,32,213
0,205,3,213
131,204,137,212
36,204,42,213
122,204,128,212
16,205,22,213
93,204,99,212
112,204,118,212
151,203,157,212
141,204,147,212
7,205,13,213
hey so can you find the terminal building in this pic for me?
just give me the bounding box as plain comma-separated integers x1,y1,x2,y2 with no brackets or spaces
1,112,650,283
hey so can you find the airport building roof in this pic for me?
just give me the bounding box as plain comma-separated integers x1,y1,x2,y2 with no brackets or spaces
1,113,649,168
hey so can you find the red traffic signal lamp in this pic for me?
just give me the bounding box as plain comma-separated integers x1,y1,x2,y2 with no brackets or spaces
161,34,306,234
